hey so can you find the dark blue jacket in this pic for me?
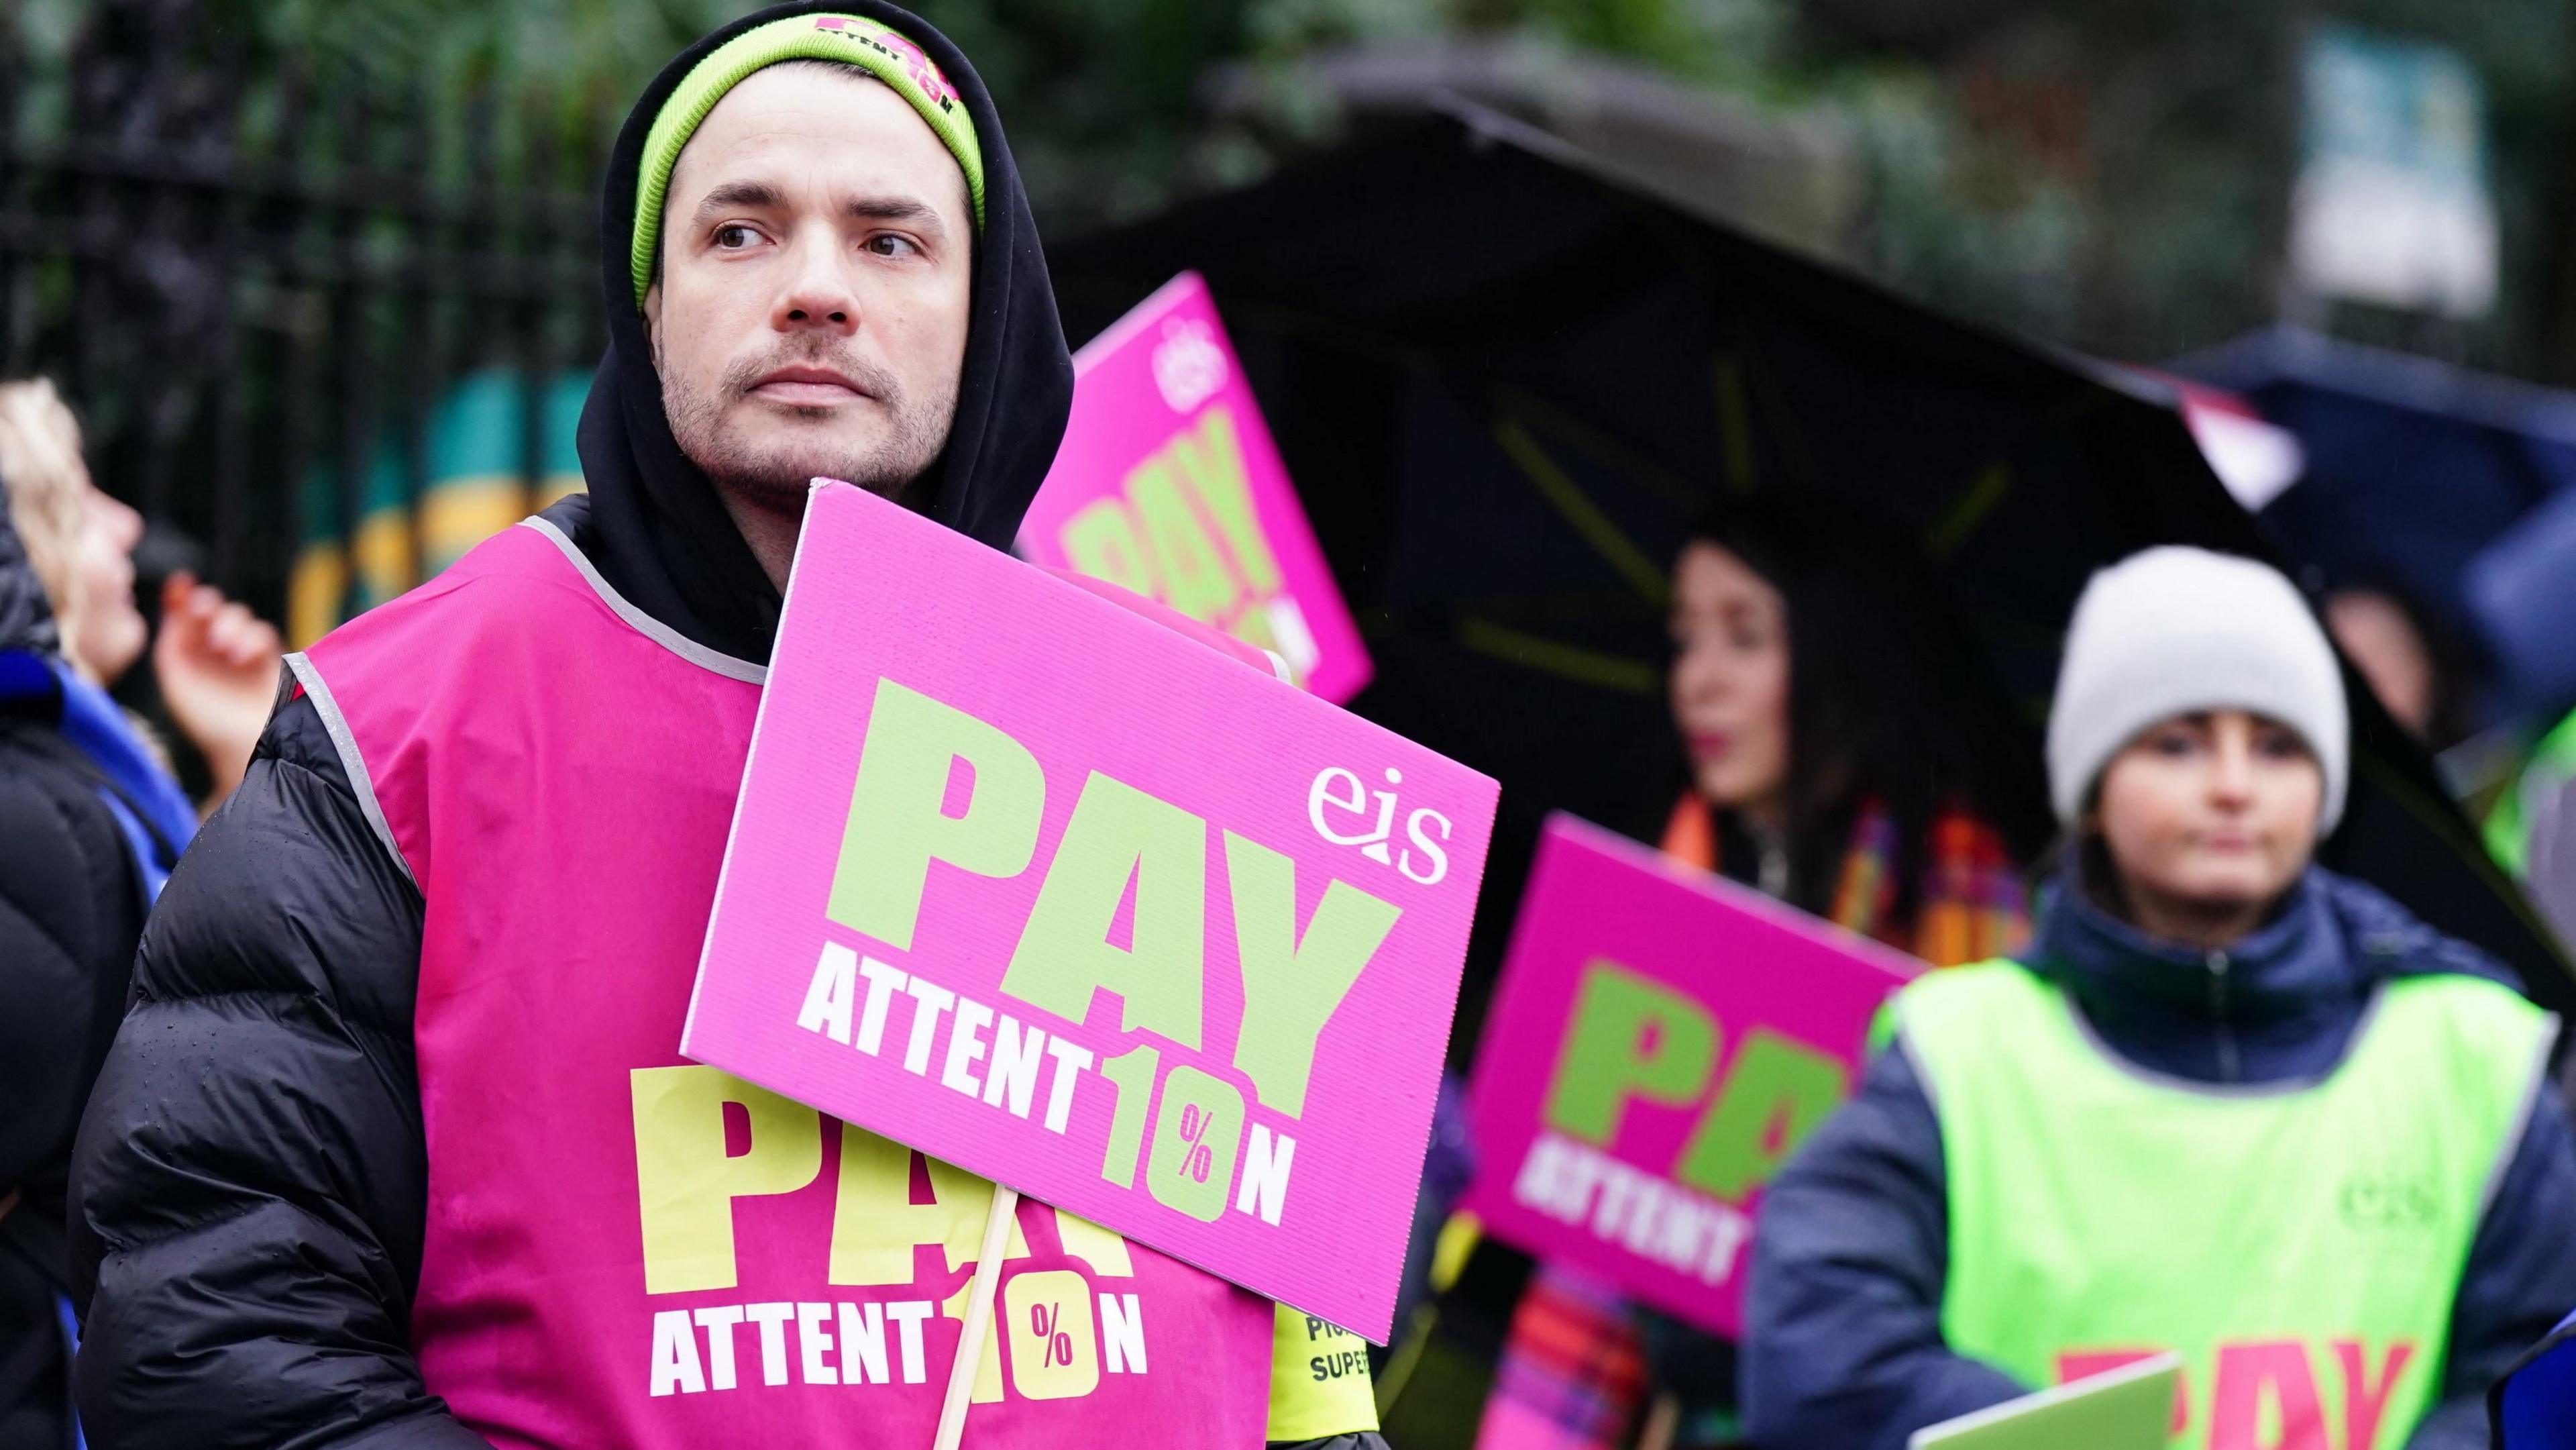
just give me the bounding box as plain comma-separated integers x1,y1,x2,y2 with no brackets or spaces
2493,1309,2576,1447
1739,863,2576,1450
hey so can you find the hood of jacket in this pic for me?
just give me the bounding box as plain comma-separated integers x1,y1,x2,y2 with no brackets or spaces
0,503,58,660
2025,852,2522,1085
570,0,1073,663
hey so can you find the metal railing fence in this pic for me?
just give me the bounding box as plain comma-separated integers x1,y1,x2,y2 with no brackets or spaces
1,0,613,639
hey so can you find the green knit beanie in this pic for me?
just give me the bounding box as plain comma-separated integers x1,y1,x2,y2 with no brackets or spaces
629,12,986,310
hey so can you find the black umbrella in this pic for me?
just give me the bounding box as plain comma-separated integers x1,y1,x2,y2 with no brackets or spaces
1049,103,2575,1029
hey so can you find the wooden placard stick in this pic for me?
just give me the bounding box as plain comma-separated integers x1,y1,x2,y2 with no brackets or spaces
932,1184,1021,1450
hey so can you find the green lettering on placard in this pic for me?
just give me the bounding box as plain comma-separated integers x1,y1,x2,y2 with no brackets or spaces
1061,499,1157,599
828,679,1045,951
1542,960,1717,1146
1097,1044,1161,1188
1146,1066,1244,1222
1002,771,1208,1048
1672,1029,1849,1199
1224,831,1399,1117
1130,457,1237,623
1171,407,1281,594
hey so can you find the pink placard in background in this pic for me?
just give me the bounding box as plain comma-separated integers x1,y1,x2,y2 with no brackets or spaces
684,481,1494,1341
1020,272,1373,703
1460,815,1920,1337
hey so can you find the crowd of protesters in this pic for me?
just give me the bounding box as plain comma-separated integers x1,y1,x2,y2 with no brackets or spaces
7,3,2576,1449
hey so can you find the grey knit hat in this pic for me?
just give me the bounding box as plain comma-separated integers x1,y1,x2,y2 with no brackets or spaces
2047,546,2349,831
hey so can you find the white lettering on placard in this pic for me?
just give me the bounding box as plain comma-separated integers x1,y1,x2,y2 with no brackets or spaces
1306,766,1452,884
1234,1125,1297,1225
1399,807,1452,886
900,978,957,1076
941,997,996,1098
796,955,1095,1139
1042,1035,1096,1133
1509,1131,1751,1286
1307,768,1387,854
856,955,908,1054
1151,317,1228,413
983,1017,1049,1117
796,942,859,1043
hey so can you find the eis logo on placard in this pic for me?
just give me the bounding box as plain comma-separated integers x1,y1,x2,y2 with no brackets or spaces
1307,766,1453,886
1152,318,1228,414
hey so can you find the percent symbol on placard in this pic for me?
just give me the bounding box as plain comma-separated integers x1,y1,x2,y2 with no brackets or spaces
1028,1301,1073,1367
1176,1103,1216,1183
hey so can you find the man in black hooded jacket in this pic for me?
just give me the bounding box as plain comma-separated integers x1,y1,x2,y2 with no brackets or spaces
68,7,1385,1445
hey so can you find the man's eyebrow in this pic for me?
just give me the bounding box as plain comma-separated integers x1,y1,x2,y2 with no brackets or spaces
847,195,947,234
689,180,787,223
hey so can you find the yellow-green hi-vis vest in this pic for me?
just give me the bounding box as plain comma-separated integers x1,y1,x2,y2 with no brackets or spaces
1898,960,2556,1450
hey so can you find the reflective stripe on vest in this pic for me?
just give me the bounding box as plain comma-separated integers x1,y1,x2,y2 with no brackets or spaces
1900,959,2554,1450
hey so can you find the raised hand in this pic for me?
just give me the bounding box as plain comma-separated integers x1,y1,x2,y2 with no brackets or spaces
153,570,284,806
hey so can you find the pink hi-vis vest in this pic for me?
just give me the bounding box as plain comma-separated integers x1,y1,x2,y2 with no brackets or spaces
293,517,1277,1448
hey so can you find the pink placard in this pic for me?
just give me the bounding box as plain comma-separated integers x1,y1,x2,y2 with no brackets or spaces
1460,815,1920,1336
684,480,1495,1342
1020,272,1373,703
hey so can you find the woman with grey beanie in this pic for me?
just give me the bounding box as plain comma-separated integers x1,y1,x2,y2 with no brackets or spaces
1739,545,2576,1450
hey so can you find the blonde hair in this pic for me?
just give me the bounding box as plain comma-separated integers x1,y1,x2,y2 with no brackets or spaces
0,378,95,658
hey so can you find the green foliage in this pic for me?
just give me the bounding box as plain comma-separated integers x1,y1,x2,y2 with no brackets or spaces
898,0,1811,232
19,0,2575,372
1833,0,2575,371
10,0,1811,236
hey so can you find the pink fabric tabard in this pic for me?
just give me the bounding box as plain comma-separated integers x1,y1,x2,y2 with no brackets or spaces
302,520,1274,1449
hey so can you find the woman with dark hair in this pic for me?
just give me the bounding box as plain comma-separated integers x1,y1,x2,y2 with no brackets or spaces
1659,501,2048,953
1464,498,2049,1450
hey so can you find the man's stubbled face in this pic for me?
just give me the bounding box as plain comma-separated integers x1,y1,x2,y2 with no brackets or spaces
646,62,973,517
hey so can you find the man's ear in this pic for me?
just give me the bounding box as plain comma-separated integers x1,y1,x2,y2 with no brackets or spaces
643,282,663,371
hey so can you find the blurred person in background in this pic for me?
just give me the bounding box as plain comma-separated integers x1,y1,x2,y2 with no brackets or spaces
2484,702,2576,950
1742,546,2576,1450
2322,579,2477,750
1450,499,2047,1450
0,377,279,1450
65,6,1382,1447
2312,577,2576,956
